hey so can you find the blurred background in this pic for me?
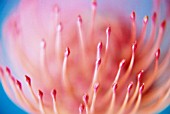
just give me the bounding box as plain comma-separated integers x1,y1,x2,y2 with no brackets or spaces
0,0,169,114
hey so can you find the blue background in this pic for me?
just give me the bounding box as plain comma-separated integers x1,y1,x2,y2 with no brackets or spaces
0,0,169,114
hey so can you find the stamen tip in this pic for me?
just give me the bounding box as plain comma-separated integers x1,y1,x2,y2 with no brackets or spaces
97,42,103,50
40,39,46,49
152,12,157,22
5,66,11,75
131,11,136,20
112,83,118,92
0,67,4,76
51,89,57,99
94,82,100,92
106,26,111,35
143,16,149,24
65,47,70,57
119,59,126,68
128,82,133,93
79,103,85,113
137,70,144,81
53,4,60,13
38,90,43,99
155,48,161,59
161,20,166,29
83,93,89,105
57,22,63,32
16,80,22,90
25,75,31,86
96,58,101,66
77,15,82,24
139,83,144,94
92,0,97,7
132,41,137,51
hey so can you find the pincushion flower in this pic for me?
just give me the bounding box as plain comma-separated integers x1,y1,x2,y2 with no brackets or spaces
0,0,170,114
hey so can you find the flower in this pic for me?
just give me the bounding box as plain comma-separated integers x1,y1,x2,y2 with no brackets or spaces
1,0,170,114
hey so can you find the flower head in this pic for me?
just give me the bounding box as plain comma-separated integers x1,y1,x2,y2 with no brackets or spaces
1,0,170,114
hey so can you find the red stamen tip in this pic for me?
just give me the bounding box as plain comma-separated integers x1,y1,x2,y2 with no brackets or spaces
65,47,70,57
0,66,4,76
92,1,97,7
79,103,85,113
96,58,101,66
132,41,137,51
161,20,166,29
5,67,11,76
155,48,160,59
97,42,103,50
77,15,82,24
130,11,136,20
57,22,63,31
119,59,126,68
94,82,100,93
128,82,133,93
16,80,22,90
137,70,144,81
143,16,149,24
106,26,111,35
53,4,60,13
83,93,89,105
40,39,46,49
152,12,157,23
139,83,144,94
25,75,31,86
38,90,43,99
112,83,118,93
51,89,57,99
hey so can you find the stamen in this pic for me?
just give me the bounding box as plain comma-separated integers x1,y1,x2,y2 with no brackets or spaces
130,11,136,42
128,70,144,107
77,15,86,62
106,27,111,52
97,42,102,60
153,20,166,52
53,4,60,26
130,83,144,114
107,83,117,114
101,41,122,103
155,48,160,71
138,20,166,71
6,67,11,76
143,49,160,92
138,16,149,46
55,23,62,61
15,80,22,91
145,12,157,50
118,82,133,114
77,15,84,50
16,79,38,111
62,47,70,88
38,90,45,114
83,93,89,114
7,72,37,112
92,58,101,86
0,66,4,77
51,89,59,114
119,42,136,87
90,0,97,34
90,82,99,113
113,59,126,84
0,67,14,102
25,75,38,103
79,103,85,114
